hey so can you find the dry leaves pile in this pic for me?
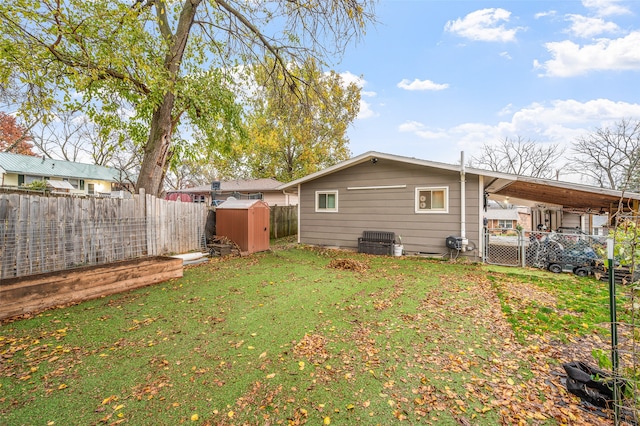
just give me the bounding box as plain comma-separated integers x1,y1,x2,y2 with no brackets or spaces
327,258,369,272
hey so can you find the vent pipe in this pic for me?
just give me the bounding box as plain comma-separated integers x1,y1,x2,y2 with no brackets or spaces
460,151,468,251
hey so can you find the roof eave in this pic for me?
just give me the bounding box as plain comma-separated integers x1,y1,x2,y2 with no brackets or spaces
277,151,513,190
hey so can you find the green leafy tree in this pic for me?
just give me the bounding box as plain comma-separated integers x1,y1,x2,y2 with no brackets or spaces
0,0,375,195
231,58,360,182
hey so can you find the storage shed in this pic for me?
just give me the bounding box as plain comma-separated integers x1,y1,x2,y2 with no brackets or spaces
216,199,270,254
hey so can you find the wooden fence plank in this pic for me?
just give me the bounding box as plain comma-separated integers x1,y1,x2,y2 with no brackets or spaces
1,195,19,278
270,205,297,239
0,192,209,278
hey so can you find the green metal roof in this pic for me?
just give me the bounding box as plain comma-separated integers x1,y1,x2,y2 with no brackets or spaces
0,152,120,182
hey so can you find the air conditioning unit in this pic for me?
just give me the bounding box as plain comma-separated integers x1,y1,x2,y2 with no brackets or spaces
446,236,463,250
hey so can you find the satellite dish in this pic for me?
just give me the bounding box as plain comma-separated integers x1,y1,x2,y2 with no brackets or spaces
227,196,237,201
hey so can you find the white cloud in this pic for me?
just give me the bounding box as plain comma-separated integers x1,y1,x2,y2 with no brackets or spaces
339,71,367,89
498,104,514,116
535,10,557,19
398,121,425,133
535,31,640,77
397,99,640,161
499,51,512,60
339,71,378,120
582,0,631,17
358,99,378,119
444,8,524,42
565,14,620,37
398,121,448,139
397,78,449,91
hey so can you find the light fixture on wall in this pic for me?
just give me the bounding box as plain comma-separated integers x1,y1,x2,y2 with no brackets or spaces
371,157,378,165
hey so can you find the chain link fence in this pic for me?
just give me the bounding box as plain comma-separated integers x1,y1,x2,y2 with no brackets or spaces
606,214,640,424
524,230,606,275
1,218,149,279
483,227,609,273
483,227,524,266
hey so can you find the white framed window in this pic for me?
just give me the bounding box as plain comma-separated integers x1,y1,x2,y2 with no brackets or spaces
498,220,514,229
315,190,338,212
415,186,448,213
63,178,84,190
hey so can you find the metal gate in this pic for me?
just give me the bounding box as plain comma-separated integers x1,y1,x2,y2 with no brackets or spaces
483,228,525,267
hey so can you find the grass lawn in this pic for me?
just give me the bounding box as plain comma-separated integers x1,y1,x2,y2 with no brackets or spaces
0,245,620,425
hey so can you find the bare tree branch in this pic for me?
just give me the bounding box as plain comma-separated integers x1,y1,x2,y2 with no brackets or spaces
569,119,640,191
470,136,565,179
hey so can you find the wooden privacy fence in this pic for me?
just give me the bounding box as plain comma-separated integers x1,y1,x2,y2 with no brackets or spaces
270,205,297,239
0,190,208,279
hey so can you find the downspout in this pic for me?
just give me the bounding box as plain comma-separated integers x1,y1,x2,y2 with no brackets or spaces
282,188,295,207
296,183,301,244
281,186,301,244
460,151,468,251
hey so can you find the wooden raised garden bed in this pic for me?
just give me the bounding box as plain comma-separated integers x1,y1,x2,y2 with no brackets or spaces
0,256,183,321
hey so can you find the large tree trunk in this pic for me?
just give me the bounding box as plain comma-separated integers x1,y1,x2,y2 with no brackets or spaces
136,92,176,196
135,0,201,196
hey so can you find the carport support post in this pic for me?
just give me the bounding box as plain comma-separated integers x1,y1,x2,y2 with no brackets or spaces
607,238,620,423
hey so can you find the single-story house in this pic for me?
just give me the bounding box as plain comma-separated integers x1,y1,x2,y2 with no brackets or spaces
165,178,298,206
485,206,531,231
0,152,128,197
278,151,640,258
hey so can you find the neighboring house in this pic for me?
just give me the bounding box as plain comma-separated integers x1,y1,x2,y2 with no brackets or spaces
591,215,610,236
0,152,128,197
165,178,298,206
278,151,640,258
485,206,530,231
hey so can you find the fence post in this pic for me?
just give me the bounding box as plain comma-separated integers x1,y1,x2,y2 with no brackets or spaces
607,238,620,424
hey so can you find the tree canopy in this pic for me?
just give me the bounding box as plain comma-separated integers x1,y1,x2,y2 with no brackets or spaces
0,0,375,195
217,58,360,182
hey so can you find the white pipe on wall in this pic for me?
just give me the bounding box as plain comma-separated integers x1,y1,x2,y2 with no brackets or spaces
297,183,301,243
460,151,468,250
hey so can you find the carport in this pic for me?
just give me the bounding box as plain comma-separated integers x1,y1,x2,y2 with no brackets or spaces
482,174,640,268
485,175,640,224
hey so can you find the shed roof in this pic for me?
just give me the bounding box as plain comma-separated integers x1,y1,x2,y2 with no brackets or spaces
278,151,640,213
0,152,120,182
217,199,270,209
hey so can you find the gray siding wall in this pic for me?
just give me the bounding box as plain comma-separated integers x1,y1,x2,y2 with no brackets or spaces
299,159,481,257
